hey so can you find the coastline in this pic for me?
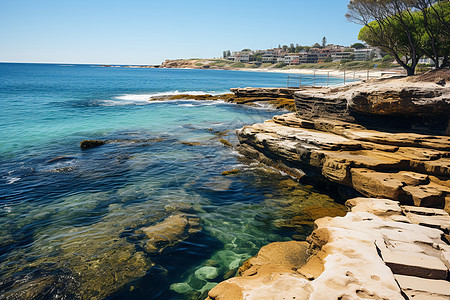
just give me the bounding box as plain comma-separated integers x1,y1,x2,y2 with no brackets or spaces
205,69,450,299
234,67,394,79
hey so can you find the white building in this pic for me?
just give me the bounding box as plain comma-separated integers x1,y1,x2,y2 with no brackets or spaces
331,51,353,61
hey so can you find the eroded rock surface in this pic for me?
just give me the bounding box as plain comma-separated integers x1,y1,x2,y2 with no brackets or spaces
294,73,449,134
207,198,450,300
148,89,297,111
237,113,450,212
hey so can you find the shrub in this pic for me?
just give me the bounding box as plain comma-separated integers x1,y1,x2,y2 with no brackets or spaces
274,63,287,68
382,55,394,62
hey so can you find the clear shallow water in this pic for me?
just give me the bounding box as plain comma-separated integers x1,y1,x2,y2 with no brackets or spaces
0,63,345,299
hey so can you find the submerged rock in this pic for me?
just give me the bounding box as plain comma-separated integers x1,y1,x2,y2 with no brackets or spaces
221,169,239,176
80,139,105,150
138,213,202,254
195,266,220,281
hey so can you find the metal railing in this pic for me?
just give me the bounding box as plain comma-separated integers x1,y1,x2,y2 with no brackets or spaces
286,69,385,88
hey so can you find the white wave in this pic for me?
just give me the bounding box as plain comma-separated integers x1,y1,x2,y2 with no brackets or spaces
98,99,149,106
114,90,226,102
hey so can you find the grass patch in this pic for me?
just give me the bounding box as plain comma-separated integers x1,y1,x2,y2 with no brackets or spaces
230,62,245,68
274,63,287,68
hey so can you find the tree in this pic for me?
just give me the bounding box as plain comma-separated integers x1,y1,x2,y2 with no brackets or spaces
412,0,450,68
322,36,327,47
289,43,296,53
347,0,423,75
347,0,449,75
312,42,321,48
351,42,365,49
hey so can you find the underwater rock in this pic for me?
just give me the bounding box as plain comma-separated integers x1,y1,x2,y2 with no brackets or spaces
181,141,202,146
219,139,232,147
46,155,78,163
221,169,239,176
138,213,202,254
0,270,78,300
194,266,219,281
80,139,105,150
170,282,192,294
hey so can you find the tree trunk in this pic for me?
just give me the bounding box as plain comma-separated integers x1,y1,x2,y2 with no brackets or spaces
406,66,415,76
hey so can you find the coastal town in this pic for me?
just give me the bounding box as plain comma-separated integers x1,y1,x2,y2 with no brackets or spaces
223,42,382,65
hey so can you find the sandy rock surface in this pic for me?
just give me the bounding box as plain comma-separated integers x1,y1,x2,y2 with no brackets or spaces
208,198,450,299
237,113,450,212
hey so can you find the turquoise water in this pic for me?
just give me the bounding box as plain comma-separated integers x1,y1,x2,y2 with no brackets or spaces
0,63,345,299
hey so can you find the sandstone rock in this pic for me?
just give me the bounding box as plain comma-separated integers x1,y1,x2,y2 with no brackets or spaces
346,197,403,217
293,75,450,133
208,197,450,299
382,251,448,280
230,87,299,98
403,185,445,207
238,241,310,276
237,113,450,208
395,275,450,299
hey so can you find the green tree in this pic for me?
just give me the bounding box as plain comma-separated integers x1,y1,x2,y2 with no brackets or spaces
413,0,450,68
347,0,449,75
322,36,327,47
351,42,365,49
289,43,296,53
347,0,423,75
382,54,394,62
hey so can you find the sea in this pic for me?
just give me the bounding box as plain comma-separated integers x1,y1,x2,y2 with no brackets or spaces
0,63,346,299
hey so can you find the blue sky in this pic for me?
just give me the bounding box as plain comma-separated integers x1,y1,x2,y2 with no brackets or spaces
0,0,362,65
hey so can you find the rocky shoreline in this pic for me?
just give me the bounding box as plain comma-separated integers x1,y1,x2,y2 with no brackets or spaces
206,70,450,299
207,198,450,300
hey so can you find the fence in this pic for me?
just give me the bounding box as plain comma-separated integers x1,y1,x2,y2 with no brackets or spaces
286,69,386,88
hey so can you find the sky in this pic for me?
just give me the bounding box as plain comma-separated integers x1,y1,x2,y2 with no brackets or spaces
0,0,363,65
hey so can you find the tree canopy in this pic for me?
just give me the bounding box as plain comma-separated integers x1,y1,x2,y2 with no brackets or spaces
351,42,366,49
347,0,449,75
